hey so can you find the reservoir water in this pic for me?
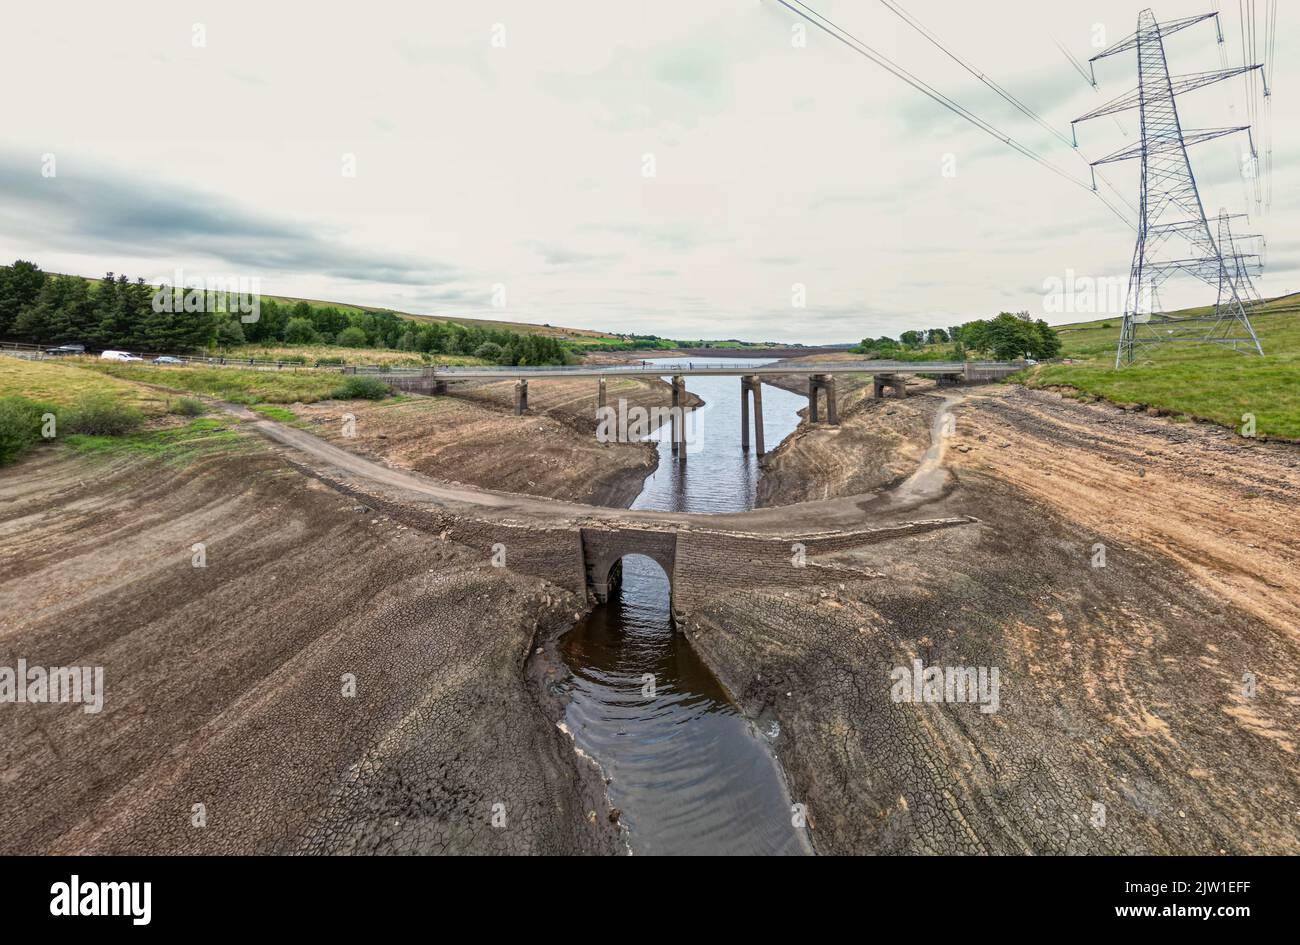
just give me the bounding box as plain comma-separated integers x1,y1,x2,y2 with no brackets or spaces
555,358,814,855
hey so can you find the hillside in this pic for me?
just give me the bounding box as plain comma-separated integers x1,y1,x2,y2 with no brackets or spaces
45,272,620,342
1023,293,1300,439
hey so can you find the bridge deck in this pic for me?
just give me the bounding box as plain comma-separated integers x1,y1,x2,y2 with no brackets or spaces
426,360,1022,380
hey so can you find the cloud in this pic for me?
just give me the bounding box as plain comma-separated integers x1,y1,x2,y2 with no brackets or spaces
0,153,460,289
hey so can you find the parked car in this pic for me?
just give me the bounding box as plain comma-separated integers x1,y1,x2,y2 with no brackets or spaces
100,350,143,362
45,344,86,356
152,356,184,365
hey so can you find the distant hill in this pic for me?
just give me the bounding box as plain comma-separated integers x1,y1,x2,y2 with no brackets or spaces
46,272,621,342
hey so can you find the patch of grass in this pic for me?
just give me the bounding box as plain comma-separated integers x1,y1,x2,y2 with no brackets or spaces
0,357,166,412
64,417,249,463
61,391,145,436
85,362,346,405
225,344,487,367
0,395,55,466
251,404,298,423
1027,298,1300,439
171,397,207,417
331,376,391,400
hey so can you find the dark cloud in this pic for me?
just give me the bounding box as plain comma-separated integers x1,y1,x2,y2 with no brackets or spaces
0,153,461,288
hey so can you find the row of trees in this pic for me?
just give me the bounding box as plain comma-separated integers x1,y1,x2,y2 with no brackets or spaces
857,312,1062,361
0,261,571,366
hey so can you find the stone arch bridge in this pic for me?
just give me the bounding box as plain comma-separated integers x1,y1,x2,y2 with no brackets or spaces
238,392,981,613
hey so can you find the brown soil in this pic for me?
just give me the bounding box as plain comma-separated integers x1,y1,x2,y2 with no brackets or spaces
688,382,1300,853
753,351,938,506
0,441,618,854
290,375,700,508
5,359,1297,856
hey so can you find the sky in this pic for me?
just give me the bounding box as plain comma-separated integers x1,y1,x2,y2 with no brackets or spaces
0,0,1292,344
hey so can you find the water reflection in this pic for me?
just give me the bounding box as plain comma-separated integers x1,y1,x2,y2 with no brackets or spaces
558,359,813,855
633,359,807,514
559,556,811,855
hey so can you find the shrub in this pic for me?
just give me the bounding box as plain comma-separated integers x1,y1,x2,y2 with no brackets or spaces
0,396,48,466
474,341,505,362
336,326,368,347
315,356,345,366
283,317,320,345
331,376,390,400
172,397,206,417
62,392,145,436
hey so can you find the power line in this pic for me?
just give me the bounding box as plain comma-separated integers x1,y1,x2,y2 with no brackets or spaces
876,0,1074,149
871,0,1139,220
773,0,1135,228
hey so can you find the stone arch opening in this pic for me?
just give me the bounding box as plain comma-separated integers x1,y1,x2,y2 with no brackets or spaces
580,527,677,604
600,552,672,609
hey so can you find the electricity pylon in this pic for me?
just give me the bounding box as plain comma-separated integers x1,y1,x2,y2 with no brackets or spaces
1072,9,1268,366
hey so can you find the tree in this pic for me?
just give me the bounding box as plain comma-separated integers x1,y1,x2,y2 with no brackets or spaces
898,330,924,348
1030,319,1062,358
283,317,320,345
336,326,367,347
926,328,949,345
473,341,504,362
216,319,247,348
0,260,46,337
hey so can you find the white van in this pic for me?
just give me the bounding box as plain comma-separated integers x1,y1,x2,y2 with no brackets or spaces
100,350,143,362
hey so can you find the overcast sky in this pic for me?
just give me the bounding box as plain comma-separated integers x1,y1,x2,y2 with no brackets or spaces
1,1,1292,343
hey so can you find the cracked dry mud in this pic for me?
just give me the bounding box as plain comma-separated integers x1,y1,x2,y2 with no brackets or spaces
1,376,1297,854
0,446,617,855
688,383,1300,853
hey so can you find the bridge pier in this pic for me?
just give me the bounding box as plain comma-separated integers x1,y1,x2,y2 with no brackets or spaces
872,374,907,399
514,379,529,415
597,376,606,409
670,375,687,461
808,374,838,424
740,375,766,454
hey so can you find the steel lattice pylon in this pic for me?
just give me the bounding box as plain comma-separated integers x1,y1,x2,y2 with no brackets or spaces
1073,9,1266,366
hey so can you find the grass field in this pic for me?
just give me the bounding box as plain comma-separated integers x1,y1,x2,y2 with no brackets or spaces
1024,294,1300,439
83,361,372,405
63,416,251,463
0,357,169,414
225,345,486,367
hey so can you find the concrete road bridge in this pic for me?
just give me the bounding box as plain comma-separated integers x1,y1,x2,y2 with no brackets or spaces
231,381,981,612
377,359,1024,458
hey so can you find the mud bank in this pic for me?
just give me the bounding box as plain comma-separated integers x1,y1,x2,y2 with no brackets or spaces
0,440,618,854
750,352,941,507
675,385,1300,854
291,374,701,508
